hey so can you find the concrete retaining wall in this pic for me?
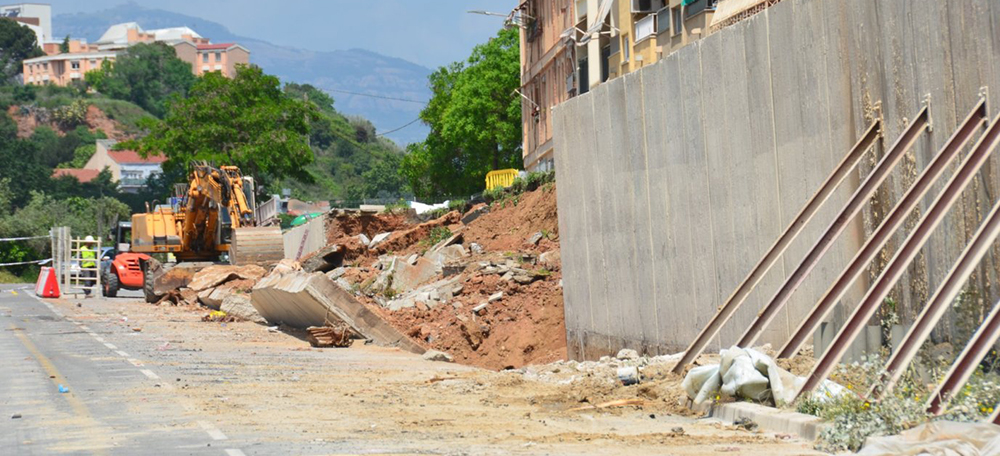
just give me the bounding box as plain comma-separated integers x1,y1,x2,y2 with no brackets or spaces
283,216,327,260
553,0,1000,360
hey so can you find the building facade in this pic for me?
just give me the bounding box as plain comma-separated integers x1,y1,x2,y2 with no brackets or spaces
23,51,115,85
518,0,783,171
173,42,250,78
22,21,250,86
79,140,166,192
518,0,577,172
0,3,51,43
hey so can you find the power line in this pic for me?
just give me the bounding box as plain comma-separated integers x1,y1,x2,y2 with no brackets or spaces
377,117,423,137
327,88,428,105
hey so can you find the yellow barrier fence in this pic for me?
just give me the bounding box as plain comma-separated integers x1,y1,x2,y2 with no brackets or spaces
485,169,519,191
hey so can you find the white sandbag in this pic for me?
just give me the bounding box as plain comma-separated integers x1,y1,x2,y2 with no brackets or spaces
721,355,770,402
858,421,1000,456
683,345,847,407
682,364,721,404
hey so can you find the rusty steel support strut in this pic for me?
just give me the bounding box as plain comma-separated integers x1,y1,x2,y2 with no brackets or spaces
796,111,1000,400
735,106,930,349
777,98,990,359
877,172,1000,399
927,280,1000,414
670,119,882,375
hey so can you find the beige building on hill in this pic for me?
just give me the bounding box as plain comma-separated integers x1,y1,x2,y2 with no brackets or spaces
22,21,250,86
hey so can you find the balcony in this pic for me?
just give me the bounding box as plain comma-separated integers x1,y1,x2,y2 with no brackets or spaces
685,0,718,19
635,14,656,43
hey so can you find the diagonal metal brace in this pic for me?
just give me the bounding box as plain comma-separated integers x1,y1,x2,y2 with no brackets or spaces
796,111,1000,400
670,119,882,374
736,106,930,349
778,98,990,359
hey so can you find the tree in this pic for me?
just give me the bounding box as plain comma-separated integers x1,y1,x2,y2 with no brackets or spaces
400,27,522,198
86,42,196,117
0,19,43,83
130,65,318,190
59,35,70,53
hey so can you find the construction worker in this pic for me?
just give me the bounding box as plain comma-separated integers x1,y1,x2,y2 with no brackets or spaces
82,236,97,295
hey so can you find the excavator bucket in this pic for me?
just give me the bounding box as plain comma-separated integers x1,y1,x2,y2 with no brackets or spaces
230,226,284,265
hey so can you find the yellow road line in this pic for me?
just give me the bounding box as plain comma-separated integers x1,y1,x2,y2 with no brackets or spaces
11,323,110,455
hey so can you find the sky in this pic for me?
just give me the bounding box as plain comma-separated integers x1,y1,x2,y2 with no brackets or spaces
45,0,516,68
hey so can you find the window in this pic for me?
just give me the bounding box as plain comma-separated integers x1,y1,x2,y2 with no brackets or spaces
656,7,671,35
671,6,682,36
70,61,80,70
202,53,208,63
685,0,718,19
623,36,631,63
215,52,221,62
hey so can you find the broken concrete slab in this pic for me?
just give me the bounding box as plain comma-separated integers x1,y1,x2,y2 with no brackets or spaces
270,259,302,277
188,265,267,292
251,271,424,354
221,293,265,324
369,232,392,248
358,233,371,247
153,267,194,296
300,244,346,273
461,205,489,225
391,256,438,293
428,232,463,255
386,276,463,311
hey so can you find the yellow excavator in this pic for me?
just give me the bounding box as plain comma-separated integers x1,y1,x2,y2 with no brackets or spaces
123,163,284,301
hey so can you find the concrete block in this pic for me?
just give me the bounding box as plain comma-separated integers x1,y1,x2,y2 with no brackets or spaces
252,271,424,353
188,265,267,292
221,293,265,324
699,401,828,441
391,257,438,293
369,232,392,248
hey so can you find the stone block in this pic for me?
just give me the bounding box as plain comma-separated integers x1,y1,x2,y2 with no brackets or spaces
252,271,424,353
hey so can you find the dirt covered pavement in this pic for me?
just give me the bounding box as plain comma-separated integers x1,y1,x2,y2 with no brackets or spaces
47,293,824,455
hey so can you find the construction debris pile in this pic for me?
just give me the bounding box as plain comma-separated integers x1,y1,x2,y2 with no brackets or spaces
147,185,567,370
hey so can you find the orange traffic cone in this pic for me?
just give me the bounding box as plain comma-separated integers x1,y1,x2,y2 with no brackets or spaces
35,267,60,298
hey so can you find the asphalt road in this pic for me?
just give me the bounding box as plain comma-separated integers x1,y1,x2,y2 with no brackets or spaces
0,285,246,456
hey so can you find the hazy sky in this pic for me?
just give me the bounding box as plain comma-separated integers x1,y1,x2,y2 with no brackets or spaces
46,0,515,68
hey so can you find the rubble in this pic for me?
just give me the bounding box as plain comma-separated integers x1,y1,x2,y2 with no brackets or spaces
187,265,267,291
300,244,345,273
306,324,354,348
422,350,454,363
220,293,265,324
251,271,424,353
153,267,195,296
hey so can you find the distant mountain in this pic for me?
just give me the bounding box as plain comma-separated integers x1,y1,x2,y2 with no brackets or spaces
53,3,432,145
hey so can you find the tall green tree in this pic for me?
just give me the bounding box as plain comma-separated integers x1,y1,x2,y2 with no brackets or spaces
59,35,70,53
130,65,318,191
85,42,196,117
0,19,43,84
401,27,522,198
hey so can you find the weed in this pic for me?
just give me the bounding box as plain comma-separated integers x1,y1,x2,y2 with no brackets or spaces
419,226,452,250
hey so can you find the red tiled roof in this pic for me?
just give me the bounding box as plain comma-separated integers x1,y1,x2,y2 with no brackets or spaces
197,43,236,50
52,168,100,183
108,150,167,164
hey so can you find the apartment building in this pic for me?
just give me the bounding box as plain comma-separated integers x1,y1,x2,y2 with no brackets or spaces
22,21,250,86
1,3,51,43
517,0,785,171
173,42,250,78
517,0,577,172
